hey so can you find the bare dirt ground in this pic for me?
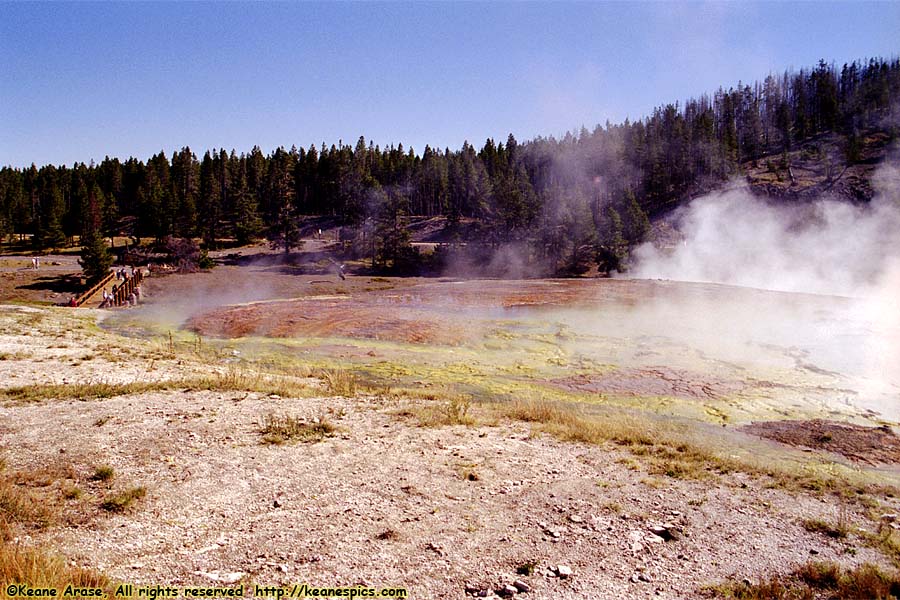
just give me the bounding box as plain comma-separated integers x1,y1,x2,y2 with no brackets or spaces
2,305,900,599
0,253,85,305
2,245,900,598
743,420,900,466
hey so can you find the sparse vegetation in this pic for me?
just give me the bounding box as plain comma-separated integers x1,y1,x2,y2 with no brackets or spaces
708,561,900,599
498,398,900,502
0,370,318,405
319,368,358,396
0,454,110,588
0,544,109,590
396,396,476,428
260,414,336,445
90,466,115,483
867,523,900,568
802,517,846,539
100,486,146,513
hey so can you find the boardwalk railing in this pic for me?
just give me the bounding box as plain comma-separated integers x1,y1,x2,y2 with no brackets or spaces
73,269,145,308
108,269,144,307
74,271,114,307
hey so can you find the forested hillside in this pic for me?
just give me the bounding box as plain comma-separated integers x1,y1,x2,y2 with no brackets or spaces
1,57,898,274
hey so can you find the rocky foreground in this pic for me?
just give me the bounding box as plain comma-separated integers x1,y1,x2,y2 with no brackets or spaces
1,305,899,599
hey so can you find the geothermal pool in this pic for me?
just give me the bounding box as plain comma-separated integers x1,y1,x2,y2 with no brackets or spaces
113,273,900,423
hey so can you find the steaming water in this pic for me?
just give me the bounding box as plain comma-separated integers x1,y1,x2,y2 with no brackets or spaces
106,162,900,422
108,271,900,423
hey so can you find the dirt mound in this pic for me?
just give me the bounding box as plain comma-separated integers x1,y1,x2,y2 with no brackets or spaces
742,419,900,465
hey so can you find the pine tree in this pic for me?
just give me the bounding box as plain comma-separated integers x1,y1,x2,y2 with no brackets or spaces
78,185,112,283
233,165,263,245
596,205,628,273
267,201,302,255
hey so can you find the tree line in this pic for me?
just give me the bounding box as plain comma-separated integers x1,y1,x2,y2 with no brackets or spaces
1,57,898,276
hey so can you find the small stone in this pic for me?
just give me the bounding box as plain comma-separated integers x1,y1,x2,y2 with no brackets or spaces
639,573,652,583
512,580,531,593
464,584,480,595
497,584,518,597
555,565,573,579
741,578,752,587
630,574,640,583
273,499,281,508
881,513,898,522
809,549,819,555
568,514,584,523
648,524,678,541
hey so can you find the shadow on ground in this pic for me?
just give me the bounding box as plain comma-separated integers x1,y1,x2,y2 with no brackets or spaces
17,274,83,294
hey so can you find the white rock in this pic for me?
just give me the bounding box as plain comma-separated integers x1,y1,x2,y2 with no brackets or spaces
555,565,573,578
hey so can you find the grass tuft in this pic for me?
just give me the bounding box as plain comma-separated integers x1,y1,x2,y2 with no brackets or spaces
708,561,900,599
90,466,114,483
0,544,108,589
319,369,358,397
399,396,476,427
260,414,336,445
100,486,146,513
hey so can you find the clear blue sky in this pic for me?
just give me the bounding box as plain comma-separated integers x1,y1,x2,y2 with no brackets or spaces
1,1,898,168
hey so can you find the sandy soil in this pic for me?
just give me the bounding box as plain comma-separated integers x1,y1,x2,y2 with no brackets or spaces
1,305,900,600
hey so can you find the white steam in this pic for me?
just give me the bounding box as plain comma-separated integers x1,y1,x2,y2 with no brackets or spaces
630,190,900,298
627,157,900,417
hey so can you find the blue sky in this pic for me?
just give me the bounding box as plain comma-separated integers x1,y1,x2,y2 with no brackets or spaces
1,1,898,168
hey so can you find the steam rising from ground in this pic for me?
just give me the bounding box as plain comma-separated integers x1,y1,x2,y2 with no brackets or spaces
630,189,900,298
628,159,900,414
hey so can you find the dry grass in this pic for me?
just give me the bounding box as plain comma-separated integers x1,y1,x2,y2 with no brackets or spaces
0,462,59,537
319,368,358,396
0,455,110,588
0,370,317,405
260,414,336,445
0,544,109,589
0,381,174,404
100,486,146,513
868,523,900,569
501,398,712,475
395,396,476,428
90,466,115,483
802,517,850,540
708,561,900,599
499,398,900,500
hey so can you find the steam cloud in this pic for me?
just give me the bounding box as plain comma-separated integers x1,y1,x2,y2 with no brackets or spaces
628,157,900,412
630,186,900,299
